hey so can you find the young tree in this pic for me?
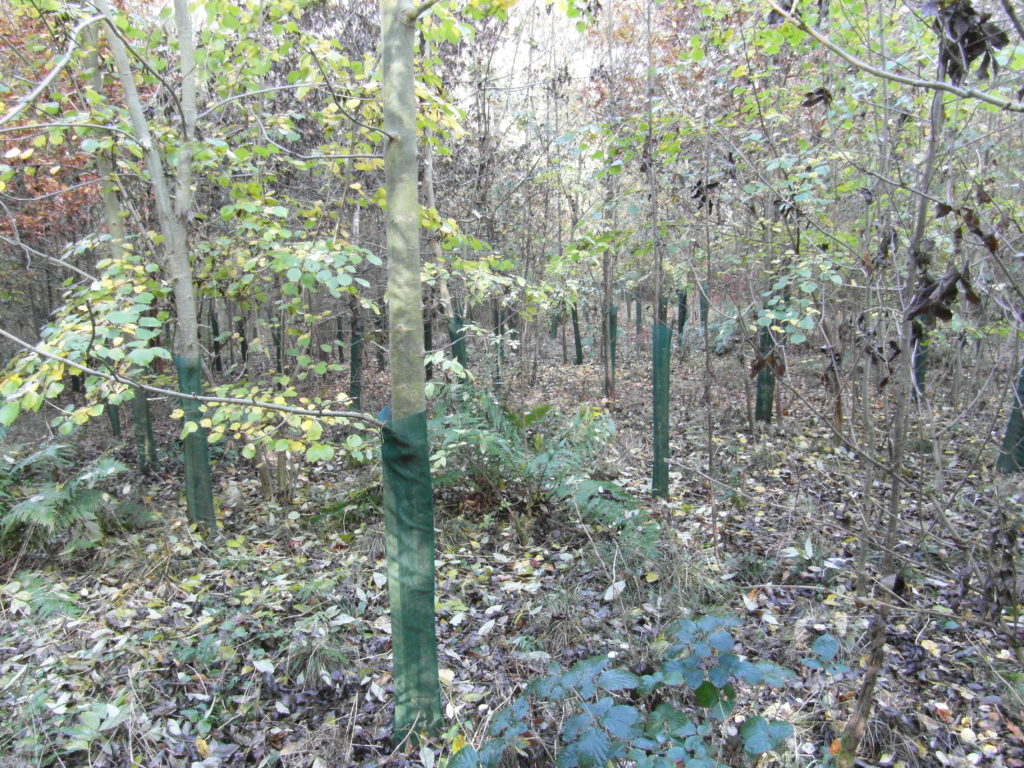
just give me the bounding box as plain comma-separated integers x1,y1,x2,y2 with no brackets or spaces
379,0,442,739
94,0,215,529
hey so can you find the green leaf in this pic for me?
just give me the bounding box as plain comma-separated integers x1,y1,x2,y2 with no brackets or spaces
708,683,736,720
0,401,21,426
598,668,640,691
305,443,334,462
106,310,137,325
127,348,155,367
735,661,763,685
811,633,840,662
574,727,611,768
740,716,792,755
448,746,481,768
707,629,733,652
602,704,641,739
693,681,718,707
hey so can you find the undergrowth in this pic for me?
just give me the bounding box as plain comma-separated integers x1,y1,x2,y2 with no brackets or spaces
430,385,657,553
450,616,796,768
0,443,132,564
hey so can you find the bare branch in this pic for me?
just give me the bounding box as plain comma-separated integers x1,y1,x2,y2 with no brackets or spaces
0,234,97,281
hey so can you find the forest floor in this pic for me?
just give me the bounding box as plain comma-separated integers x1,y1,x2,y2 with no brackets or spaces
1,346,1023,768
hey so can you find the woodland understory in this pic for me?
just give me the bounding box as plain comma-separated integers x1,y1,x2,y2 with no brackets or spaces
1,340,1022,768
5,0,1024,764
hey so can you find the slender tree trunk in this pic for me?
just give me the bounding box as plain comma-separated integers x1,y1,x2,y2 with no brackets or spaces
87,30,157,470
210,297,223,373
838,60,946,767
646,0,669,499
98,0,215,530
380,0,442,740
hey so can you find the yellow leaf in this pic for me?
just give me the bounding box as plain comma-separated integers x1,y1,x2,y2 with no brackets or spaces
644,571,660,583
920,639,941,658
196,736,210,758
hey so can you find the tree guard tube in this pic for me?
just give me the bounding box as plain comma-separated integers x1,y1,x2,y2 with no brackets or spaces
380,410,443,737
447,314,468,369
998,364,1024,472
652,323,671,497
173,355,216,530
755,326,776,423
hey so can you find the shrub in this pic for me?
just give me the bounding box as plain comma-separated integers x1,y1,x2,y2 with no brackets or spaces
430,386,654,549
449,616,794,768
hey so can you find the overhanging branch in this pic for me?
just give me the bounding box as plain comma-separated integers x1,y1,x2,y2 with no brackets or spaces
0,327,382,427
0,15,104,128
766,0,1024,112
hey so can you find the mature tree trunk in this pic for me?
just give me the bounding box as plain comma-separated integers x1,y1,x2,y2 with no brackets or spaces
98,0,215,529
380,0,442,740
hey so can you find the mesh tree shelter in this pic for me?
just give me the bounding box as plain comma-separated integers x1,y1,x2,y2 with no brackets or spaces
652,321,671,497
997,364,1024,472
755,326,776,423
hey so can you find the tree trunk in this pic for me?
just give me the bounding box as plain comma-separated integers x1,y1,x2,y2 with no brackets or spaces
130,387,157,473
98,0,215,530
380,0,442,740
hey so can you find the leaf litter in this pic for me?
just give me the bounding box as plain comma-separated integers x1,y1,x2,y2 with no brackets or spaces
1,354,1023,768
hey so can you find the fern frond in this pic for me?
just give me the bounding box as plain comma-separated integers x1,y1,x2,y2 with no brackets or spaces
3,484,63,533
